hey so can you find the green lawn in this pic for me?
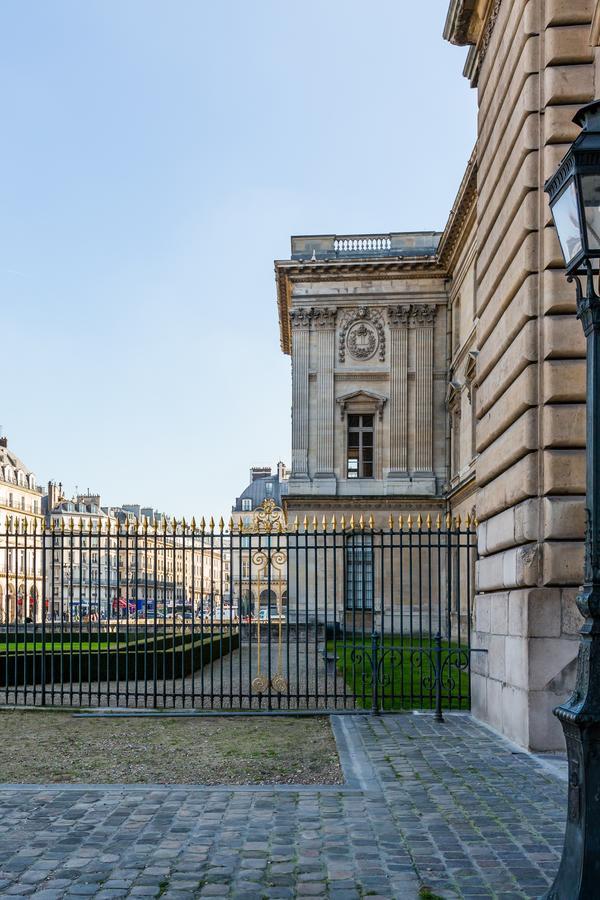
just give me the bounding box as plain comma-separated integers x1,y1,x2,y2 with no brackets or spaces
0,635,220,654
327,634,471,711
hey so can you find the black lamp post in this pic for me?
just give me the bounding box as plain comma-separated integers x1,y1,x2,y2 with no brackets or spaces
544,100,600,898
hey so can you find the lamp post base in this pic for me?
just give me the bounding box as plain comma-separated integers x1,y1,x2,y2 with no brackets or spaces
545,626,600,899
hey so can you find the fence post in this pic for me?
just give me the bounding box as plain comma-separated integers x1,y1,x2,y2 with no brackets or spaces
370,630,379,715
434,631,444,723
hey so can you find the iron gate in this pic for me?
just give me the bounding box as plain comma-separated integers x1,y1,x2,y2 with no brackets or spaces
0,501,477,713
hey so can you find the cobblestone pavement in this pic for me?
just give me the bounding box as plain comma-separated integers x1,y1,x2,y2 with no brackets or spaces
0,714,565,899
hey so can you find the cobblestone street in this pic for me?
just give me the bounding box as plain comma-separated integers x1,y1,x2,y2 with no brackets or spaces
0,714,566,899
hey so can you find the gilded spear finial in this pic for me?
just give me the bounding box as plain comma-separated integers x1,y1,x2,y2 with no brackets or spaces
407,514,413,530
331,514,337,531
368,513,374,530
436,513,442,530
303,515,308,532
465,512,471,528
322,515,327,532
340,514,346,530
388,513,394,530
218,516,225,532
349,514,355,530
293,515,299,532
209,516,215,533
191,516,197,532
200,516,206,532
359,513,365,530
228,516,234,532
446,512,452,530
417,513,422,530
456,513,462,529
398,514,403,529
426,513,432,529
312,515,318,532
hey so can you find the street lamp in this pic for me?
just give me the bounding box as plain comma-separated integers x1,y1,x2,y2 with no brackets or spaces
545,100,600,898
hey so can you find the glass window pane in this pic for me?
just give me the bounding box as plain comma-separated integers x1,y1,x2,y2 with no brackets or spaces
348,415,359,427
348,432,359,448
362,415,374,428
362,432,373,447
582,174,600,252
363,462,373,477
552,181,582,264
362,448,373,462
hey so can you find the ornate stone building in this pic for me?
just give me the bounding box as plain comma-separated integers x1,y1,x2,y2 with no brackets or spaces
275,233,448,525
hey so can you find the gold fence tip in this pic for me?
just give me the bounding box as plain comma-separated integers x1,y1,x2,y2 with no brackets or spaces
359,513,365,530
69,517,74,531
191,516,196,532
312,515,318,532
23,518,28,533
465,512,471,528
417,513,422,530
445,512,452,529
218,516,225,532
388,513,394,530
368,513,374,530
456,513,462,529
322,515,327,532
474,515,479,528
398,514,403,529
209,516,215,532
407,514,413,529
277,519,284,534
228,516,234,531
426,513,432,529
349,514,355,530
200,516,206,531
293,515,299,532
303,515,308,532
340,514,346,530
181,516,187,531
331,514,337,531
436,513,442,530
144,515,149,532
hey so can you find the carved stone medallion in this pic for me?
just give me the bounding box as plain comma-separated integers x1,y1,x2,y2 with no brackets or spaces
346,321,378,360
338,306,385,363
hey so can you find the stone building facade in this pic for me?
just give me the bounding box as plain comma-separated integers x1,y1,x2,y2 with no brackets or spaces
274,1,600,750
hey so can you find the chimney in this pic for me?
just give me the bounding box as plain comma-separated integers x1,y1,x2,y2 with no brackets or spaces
277,461,288,481
250,466,272,482
0,437,7,448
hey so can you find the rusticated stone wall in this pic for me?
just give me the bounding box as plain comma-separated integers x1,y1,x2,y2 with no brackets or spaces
455,0,596,750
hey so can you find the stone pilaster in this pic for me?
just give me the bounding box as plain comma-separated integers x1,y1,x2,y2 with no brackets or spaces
290,308,312,479
387,305,410,474
312,307,337,480
412,305,437,473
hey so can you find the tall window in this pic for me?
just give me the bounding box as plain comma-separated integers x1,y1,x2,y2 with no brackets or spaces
347,414,374,478
241,498,252,511
345,536,373,610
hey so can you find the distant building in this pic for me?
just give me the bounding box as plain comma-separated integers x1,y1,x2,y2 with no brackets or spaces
0,437,45,622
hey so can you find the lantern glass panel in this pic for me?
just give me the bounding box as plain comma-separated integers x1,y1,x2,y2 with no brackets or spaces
552,180,582,265
581,173,600,253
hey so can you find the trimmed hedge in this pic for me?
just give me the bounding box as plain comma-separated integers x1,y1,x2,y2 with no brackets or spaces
0,631,239,687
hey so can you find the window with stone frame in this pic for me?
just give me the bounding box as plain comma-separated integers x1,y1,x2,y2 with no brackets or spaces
345,534,374,610
347,414,374,479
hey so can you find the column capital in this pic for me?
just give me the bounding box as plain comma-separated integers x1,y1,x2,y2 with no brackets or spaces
410,304,437,327
312,307,337,328
387,304,411,327
289,308,313,329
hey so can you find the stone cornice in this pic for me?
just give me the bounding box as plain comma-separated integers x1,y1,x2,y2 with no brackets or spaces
437,146,477,272
444,0,501,86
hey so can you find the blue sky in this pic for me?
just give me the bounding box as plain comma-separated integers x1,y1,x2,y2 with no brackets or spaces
1,1,476,519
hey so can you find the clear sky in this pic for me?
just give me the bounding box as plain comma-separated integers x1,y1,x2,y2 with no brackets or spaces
1,1,476,520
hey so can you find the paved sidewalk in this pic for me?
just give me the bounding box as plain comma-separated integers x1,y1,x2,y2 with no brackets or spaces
0,714,565,899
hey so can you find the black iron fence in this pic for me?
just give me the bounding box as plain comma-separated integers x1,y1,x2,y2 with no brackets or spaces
0,506,478,713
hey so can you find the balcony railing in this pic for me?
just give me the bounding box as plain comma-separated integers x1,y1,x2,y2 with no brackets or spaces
290,231,442,262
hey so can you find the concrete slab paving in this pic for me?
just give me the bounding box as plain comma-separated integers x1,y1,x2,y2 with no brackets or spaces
0,713,565,898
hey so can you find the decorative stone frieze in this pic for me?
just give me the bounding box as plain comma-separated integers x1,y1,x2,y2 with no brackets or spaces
387,305,411,327
338,306,385,363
